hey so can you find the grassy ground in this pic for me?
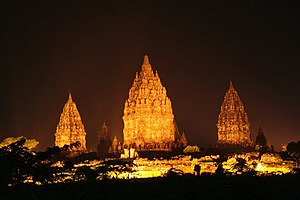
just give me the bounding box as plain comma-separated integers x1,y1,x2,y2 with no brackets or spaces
1,174,299,200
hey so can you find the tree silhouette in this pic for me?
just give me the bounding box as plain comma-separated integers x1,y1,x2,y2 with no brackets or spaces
215,163,225,176
0,136,39,150
233,158,248,174
74,166,98,182
287,141,300,153
32,164,55,184
0,138,35,186
165,168,184,177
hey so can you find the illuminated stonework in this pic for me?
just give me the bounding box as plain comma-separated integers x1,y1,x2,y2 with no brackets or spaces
54,93,87,151
217,81,251,146
123,55,178,151
179,132,188,148
174,121,188,148
110,136,122,154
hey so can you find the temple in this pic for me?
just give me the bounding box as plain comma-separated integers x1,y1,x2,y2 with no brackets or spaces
96,122,112,156
110,136,122,154
255,126,268,149
54,93,87,152
217,81,251,146
174,121,188,148
123,55,186,151
179,131,188,148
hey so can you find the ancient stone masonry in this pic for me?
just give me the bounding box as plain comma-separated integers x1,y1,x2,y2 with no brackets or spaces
217,81,251,146
54,93,87,151
110,136,122,154
179,132,188,148
174,121,188,148
96,122,112,156
123,55,185,151
255,126,268,149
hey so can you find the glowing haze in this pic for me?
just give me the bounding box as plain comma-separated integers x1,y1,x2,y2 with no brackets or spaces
1,1,299,150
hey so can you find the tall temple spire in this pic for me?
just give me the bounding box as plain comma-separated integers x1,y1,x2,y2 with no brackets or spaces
54,94,87,152
123,55,178,151
217,81,251,146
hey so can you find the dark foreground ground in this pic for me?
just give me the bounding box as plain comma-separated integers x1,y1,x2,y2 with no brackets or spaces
1,175,300,200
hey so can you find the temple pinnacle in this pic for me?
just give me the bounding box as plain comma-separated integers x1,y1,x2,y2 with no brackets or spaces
68,92,73,101
229,80,234,89
141,54,153,76
143,55,150,65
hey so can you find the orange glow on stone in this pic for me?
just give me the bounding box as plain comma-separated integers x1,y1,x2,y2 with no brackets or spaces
217,81,252,146
54,93,87,152
123,55,185,151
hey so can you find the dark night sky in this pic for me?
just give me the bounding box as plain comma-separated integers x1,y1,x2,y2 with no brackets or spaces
1,1,299,151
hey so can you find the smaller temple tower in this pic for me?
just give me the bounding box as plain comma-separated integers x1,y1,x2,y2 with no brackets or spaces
174,121,188,148
217,81,252,146
110,136,122,154
179,132,188,148
255,126,268,150
54,93,87,152
96,122,112,157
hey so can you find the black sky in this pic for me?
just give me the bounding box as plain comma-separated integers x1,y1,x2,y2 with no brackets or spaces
1,1,299,150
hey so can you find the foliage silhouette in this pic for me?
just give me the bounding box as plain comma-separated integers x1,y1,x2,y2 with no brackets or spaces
165,168,184,177
233,158,248,174
74,166,99,182
287,141,300,153
0,137,35,186
215,163,225,176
